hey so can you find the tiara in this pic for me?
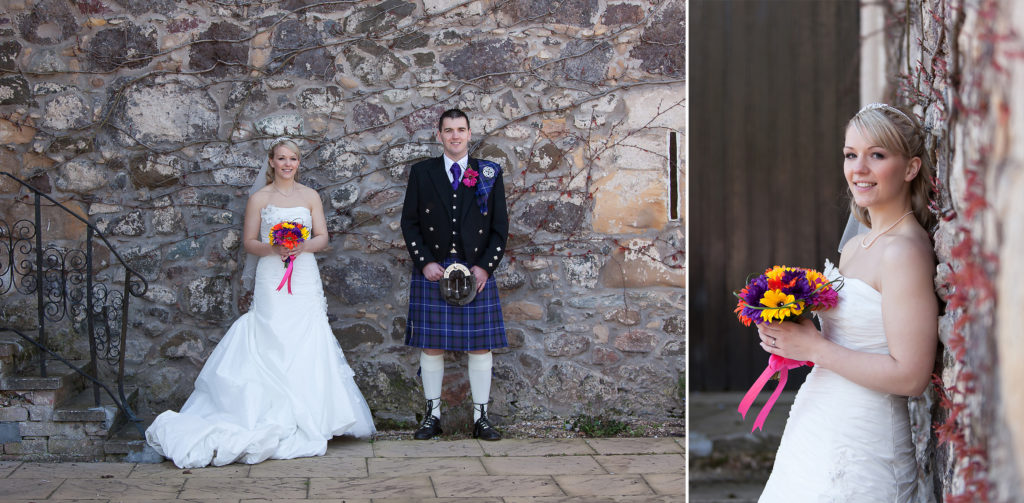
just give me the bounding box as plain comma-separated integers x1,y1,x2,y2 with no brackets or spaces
858,103,915,125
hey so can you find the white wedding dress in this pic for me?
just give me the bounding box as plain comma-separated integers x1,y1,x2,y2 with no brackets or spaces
146,205,376,468
760,261,917,502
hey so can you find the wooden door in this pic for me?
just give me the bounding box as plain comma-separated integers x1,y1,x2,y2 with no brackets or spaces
689,0,861,390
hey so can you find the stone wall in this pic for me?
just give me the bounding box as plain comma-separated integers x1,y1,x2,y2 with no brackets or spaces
0,0,684,426
883,0,1024,499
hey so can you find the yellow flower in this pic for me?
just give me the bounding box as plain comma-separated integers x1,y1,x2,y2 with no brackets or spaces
301,227,311,240
759,289,805,323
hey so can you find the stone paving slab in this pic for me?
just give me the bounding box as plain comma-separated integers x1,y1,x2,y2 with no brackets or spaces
504,496,682,503
111,500,240,503
3,500,110,503
689,480,762,502
480,455,606,476
0,460,22,477
477,438,596,457
248,456,367,478
431,475,564,497
585,438,684,455
49,478,186,499
367,456,487,477
643,472,686,495
0,439,685,501
0,478,63,499
593,454,684,474
322,437,374,458
372,439,485,458
128,461,251,478
10,461,135,478
308,475,435,499
178,477,309,499
240,499,370,503
553,474,653,497
373,499,501,503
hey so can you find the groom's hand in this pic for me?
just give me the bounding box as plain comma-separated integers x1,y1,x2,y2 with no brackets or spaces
422,262,444,281
470,266,488,293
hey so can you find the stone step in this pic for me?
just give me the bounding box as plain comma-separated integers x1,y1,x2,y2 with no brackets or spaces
0,359,93,408
53,386,139,424
104,415,163,462
0,332,36,377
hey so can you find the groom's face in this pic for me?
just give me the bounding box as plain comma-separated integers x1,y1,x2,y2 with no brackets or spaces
437,117,471,161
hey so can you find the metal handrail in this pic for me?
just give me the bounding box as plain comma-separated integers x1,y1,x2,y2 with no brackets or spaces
1,171,148,434
0,327,144,436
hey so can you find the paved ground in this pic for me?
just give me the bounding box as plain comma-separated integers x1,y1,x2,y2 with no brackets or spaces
687,391,796,502
0,437,684,502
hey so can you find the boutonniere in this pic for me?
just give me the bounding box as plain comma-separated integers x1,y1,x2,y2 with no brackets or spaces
462,167,479,188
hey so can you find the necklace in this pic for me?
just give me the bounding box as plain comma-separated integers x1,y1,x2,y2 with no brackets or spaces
861,210,914,249
272,184,294,197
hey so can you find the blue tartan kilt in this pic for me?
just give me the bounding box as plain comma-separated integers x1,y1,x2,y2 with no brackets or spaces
405,257,508,351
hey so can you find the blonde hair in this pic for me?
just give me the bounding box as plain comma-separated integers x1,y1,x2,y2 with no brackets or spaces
266,139,301,185
846,105,935,230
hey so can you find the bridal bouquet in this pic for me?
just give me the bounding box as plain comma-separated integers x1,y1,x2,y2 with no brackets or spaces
268,221,311,294
733,265,843,431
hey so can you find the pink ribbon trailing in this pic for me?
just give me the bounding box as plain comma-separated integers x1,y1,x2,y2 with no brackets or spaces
276,256,295,294
737,354,811,432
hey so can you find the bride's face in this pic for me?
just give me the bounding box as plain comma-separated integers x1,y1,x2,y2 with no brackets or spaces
270,145,300,181
843,126,919,210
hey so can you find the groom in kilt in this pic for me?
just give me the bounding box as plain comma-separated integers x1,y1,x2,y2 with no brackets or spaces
400,108,508,440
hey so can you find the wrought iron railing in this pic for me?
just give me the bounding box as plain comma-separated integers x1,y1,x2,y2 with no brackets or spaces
0,171,148,431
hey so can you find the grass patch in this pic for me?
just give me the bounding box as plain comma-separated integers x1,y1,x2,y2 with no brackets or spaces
568,414,636,437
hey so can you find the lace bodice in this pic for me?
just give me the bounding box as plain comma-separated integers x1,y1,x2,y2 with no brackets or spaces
260,205,312,244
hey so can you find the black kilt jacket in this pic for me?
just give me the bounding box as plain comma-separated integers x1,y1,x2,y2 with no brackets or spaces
400,157,509,276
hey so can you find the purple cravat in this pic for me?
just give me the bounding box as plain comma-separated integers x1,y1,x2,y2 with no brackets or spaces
450,162,461,191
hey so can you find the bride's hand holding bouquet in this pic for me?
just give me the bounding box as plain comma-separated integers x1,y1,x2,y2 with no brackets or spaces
734,265,843,431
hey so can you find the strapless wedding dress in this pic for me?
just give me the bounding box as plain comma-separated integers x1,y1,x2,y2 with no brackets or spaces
146,205,375,468
760,261,917,502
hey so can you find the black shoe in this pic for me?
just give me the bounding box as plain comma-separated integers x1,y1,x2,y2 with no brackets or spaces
472,403,501,441
413,398,443,440
414,415,443,440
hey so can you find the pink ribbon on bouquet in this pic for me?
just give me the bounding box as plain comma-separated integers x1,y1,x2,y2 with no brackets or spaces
737,354,812,432
276,256,295,294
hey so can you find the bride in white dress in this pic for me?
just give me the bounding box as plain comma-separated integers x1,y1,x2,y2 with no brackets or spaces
757,104,938,501
146,140,376,469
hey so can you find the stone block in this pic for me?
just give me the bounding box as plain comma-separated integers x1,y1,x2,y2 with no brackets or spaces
503,301,544,321
183,275,235,322
592,170,668,233
110,81,219,146
0,407,28,422
0,40,20,71
499,0,598,26
334,323,384,351
599,239,684,288
321,257,394,305
189,21,248,77
269,20,334,79
441,38,526,88
41,92,90,130
25,405,52,421
344,39,408,86
0,422,20,442
0,118,36,145
630,2,685,77
613,329,658,353
592,347,621,365
86,22,158,71
49,436,103,456
544,333,589,357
